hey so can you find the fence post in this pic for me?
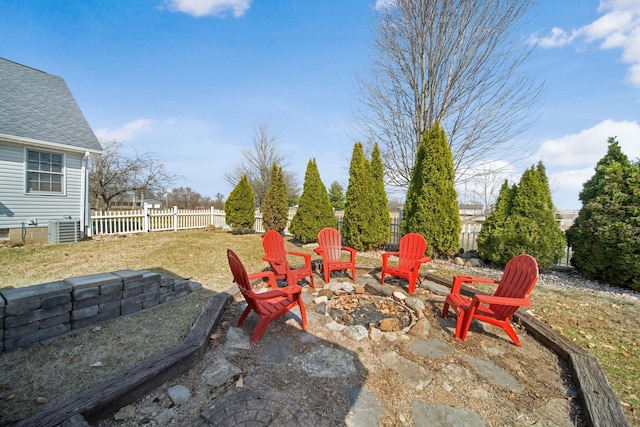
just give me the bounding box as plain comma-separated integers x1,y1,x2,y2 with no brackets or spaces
173,206,178,231
143,205,149,232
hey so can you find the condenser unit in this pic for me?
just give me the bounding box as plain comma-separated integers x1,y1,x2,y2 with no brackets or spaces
48,219,81,244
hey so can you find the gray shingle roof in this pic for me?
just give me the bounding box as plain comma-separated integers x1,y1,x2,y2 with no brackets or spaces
0,57,102,152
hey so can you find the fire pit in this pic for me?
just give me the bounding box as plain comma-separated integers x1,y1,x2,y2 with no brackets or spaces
327,294,414,331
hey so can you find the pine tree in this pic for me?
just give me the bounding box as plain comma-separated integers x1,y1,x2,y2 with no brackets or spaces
224,174,255,233
328,181,346,211
567,138,640,289
343,142,374,251
401,122,460,257
370,143,390,248
477,180,515,264
262,163,289,233
289,159,337,244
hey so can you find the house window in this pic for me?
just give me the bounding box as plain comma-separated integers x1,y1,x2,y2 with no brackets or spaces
26,149,64,193
0,229,8,240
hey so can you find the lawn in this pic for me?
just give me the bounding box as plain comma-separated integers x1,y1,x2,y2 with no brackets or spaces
0,228,638,425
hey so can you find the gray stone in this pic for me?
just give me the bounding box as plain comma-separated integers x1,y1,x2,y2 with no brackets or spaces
294,345,357,377
258,336,293,365
41,292,72,308
202,358,242,387
225,326,251,349
168,384,191,405
411,401,486,427
154,408,175,426
113,405,136,421
409,338,454,359
71,305,99,320
65,272,121,290
59,414,90,427
344,324,369,341
408,318,431,338
5,302,72,327
463,355,524,392
72,287,100,301
345,388,385,427
421,280,450,296
405,296,425,311
99,282,123,295
443,364,473,382
363,281,394,296
111,269,144,281
380,351,432,390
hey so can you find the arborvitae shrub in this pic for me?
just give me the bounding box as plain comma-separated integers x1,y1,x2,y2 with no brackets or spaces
370,143,390,249
401,122,460,257
328,181,346,211
225,175,255,233
289,159,336,243
567,138,640,289
262,163,289,233
342,142,374,251
478,162,565,269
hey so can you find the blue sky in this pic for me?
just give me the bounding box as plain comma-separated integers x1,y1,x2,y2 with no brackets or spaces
1,0,639,210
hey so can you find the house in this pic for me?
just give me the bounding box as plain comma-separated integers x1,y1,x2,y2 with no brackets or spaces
0,58,102,244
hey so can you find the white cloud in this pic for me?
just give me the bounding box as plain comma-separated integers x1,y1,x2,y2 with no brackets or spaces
164,0,251,18
94,119,155,142
536,0,640,87
375,0,395,11
548,167,595,191
537,119,640,167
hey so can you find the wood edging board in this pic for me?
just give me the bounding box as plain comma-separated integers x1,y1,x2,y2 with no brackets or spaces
15,289,233,427
422,272,630,427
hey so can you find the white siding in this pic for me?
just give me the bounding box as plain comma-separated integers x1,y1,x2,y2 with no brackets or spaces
0,140,84,229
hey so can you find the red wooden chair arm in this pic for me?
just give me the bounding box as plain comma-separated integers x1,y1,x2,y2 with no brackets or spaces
251,284,303,300
381,252,398,266
313,247,323,255
342,246,357,259
416,256,431,265
247,271,278,289
287,251,312,265
473,294,531,307
450,275,498,294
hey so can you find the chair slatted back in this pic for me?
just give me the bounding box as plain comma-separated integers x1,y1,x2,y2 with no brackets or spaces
317,228,343,261
262,230,287,275
493,254,539,318
227,249,259,309
397,233,428,271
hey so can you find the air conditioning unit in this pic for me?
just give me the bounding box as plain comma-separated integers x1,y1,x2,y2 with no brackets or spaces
48,219,81,244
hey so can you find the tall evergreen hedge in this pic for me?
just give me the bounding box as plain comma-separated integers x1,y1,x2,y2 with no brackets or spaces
343,142,374,251
401,122,460,257
370,143,390,249
224,174,255,233
478,162,565,269
289,159,336,244
566,138,640,289
262,163,289,233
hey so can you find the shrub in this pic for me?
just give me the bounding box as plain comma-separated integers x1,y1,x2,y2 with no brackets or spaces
343,142,374,251
224,175,255,233
566,138,640,289
478,162,565,269
328,181,346,211
262,163,289,233
289,159,337,243
401,122,460,257
370,143,390,249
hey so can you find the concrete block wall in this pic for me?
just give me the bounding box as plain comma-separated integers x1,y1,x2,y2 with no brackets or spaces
0,269,202,352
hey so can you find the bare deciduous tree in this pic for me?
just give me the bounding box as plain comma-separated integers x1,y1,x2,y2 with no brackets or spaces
89,140,176,210
225,123,298,207
358,0,542,190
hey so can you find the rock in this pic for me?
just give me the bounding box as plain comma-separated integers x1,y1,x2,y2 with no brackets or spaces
408,318,430,337
344,325,369,341
379,317,400,332
392,291,406,302
405,297,425,311
314,295,329,304
369,327,384,341
202,359,242,388
354,285,366,294
168,385,191,405
314,301,327,315
364,282,394,296
114,405,136,421
453,257,465,265
317,289,332,299
342,283,355,294
467,258,484,268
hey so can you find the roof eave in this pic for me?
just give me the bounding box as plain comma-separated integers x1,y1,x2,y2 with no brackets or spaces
0,133,103,155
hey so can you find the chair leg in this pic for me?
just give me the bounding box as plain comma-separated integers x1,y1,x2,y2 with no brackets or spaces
349,266,356,283
458,305,477,341
250,316,273,344
380,270,387,285
501,320,522,347
237,305,252,326
441,300,450,318
298,299,308,329
408,278,416,294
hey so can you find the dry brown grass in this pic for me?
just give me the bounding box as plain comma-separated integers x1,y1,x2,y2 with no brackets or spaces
0,229,638,425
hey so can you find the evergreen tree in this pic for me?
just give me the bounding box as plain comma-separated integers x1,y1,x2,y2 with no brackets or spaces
343,142,374,251
262,163,289,233
567,138,640,289
224,174,255,233
477,180,515,264
328,181,346,211
479,163,565,268
401,122,460,257
370,143,390,248
289,159,337,244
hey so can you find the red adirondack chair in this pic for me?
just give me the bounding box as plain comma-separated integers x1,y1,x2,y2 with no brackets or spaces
380,233,431,294
227,249,308,344
441,254,539,346
262,230,315,288
314,228,357,283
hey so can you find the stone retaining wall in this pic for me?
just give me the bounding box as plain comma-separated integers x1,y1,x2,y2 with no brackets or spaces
0,270,202,352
